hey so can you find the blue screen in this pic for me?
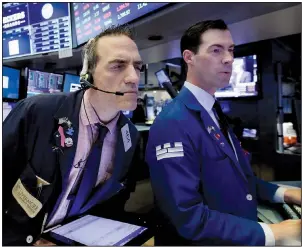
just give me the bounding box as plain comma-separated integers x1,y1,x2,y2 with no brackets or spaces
27,69,63,97
72,3,169,46
3,66,20,100
3,3,72,59
63,74,81,92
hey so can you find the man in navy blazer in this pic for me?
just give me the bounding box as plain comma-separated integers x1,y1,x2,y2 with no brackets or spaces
145,20,301,245
3,25,143,245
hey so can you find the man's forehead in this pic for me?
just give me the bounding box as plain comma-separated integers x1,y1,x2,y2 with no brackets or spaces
96,35,140,59
200,29,234,47
96,35,137,50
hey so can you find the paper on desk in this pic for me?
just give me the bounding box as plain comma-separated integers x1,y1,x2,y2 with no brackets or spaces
51,215,147,246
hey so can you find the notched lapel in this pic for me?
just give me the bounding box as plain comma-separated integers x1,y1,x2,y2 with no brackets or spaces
112,115,137,181
199,111,247,183
52,91,84,187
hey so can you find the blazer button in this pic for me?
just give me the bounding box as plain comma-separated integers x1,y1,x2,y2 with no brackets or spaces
26,235,33,244
246,194,253,201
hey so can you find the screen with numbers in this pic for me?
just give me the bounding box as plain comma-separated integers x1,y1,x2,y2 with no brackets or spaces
3,2,72,60
72,2,169,46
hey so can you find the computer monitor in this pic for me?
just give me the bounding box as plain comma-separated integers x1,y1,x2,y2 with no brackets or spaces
215,54,261,99
63,73,81,92
27,69,63,97
155,69,178,99
242,128,258,139
3,66,21,101
3,3,72,60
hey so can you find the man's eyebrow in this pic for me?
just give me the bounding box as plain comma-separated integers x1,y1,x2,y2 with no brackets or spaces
209,44,235,49
108,59,144,66
133,60,144,66
108,59,127,64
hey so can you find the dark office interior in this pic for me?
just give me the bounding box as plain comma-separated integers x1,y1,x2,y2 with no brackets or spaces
2,2,301,246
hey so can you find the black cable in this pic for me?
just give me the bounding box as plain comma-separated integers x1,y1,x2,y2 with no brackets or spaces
74,90,95,169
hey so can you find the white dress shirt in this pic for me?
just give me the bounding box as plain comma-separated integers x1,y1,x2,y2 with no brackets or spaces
184,81,287,246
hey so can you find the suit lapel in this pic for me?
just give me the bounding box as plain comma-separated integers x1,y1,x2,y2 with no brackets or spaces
178,87,247,183
53,90,84,189
200,110,247,183
80,115,136,212
228,129,254,177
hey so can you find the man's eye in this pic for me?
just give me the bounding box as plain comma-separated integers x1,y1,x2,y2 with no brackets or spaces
112,64,123,69
213,48,221,53
135,66,143,71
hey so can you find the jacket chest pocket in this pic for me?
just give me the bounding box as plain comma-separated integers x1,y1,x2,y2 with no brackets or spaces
6,164,55,224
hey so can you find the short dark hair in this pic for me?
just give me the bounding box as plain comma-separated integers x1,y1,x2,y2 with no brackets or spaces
180,19,228,56
83,25,135,74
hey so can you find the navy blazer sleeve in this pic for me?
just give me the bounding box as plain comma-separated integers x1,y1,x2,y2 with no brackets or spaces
255,178,280,203
242,146,280,202
146,119,266,246
3,100,32,208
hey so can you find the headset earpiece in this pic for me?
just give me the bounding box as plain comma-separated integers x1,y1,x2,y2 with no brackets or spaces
80,73,92,90
80,38,95,90
80,73,99,91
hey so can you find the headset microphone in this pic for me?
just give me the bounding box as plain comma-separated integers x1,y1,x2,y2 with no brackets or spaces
80,76,124,96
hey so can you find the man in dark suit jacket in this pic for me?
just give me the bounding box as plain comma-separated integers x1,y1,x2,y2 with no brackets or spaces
3,25,144,245
145,20,301,245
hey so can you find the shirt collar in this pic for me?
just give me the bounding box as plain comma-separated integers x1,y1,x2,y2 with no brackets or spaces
184,81,215,112
80,93,120,134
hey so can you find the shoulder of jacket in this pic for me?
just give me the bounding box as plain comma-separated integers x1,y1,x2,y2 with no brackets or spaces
20,93,69,113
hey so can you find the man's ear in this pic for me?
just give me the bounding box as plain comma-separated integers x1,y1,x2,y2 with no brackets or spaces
183,50,195,66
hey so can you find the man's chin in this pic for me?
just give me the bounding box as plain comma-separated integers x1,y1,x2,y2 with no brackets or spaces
218,80,231,89
119,102,137,111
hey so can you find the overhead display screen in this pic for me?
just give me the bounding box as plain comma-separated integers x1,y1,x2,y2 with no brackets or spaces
3,3,72,59
72,2,169,46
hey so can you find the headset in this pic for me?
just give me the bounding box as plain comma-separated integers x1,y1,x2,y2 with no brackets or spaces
80,38,124,96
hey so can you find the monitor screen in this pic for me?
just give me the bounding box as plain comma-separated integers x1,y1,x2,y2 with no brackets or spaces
242,128,258,139
3,66,21,100
215,55,259,99
3,3,72,60
72,3,169,46
155,69,171,87
63,73,81,92
27,69,63,97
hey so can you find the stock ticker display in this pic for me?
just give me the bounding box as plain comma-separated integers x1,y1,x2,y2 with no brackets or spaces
3,3,72,59
73,2,168,45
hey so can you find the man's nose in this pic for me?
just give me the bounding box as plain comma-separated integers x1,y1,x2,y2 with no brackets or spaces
222,52,234,65
125,66,140,85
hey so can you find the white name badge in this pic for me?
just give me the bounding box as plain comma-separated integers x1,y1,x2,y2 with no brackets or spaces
121,124,132,152
12,179,43,218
